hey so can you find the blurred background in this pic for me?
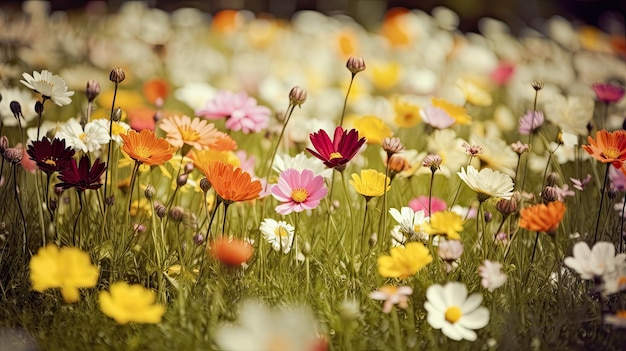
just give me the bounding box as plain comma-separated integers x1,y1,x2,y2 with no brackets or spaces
1,0,625,33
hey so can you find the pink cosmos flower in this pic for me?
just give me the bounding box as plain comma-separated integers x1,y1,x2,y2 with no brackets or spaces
518,110,544,135
490,62,515,86
271,168,328,215
610,165,626,191
196,90,271,133
420,106,455,129
408,196,446,216
570,174,592,191
592,83,625,104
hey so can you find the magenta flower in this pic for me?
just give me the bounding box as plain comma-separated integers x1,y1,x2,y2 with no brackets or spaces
408,196,446,216
592,83,625,104
271,168,328,215
306,126,366,172
518,110,544,135
196,90,270,133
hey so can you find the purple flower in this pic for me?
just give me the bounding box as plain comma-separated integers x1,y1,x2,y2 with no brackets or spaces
570,174,591,191
592,83,625,104
518,110,544,135
196,90,271,134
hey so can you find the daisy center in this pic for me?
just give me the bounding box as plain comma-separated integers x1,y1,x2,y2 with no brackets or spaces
79,133,87,142
444,306,462,323
44,158,57,166
134,146,152,159
602,147,620,160
180,126,201,142
329,152,343,160
112,122,125,136
291,188,308,203
274,226,289,237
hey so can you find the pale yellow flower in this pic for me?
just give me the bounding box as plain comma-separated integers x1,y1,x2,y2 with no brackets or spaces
456,79,492,107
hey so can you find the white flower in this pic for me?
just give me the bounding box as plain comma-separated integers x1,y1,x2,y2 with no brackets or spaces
478,260,507,292
389,207,428,241
564,241,626,280
457,165,514,200
20,70,75,106
438,239,463,272
0,87,38,127
273,152,332,180
470,133,518,177
424,282,490,341
544,95,594,136
214,300,320,351
55,119,110,153
90,119,131,144
369,285,413,314
259,218,295,254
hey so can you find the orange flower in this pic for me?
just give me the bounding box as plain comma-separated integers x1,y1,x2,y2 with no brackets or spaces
582,130,626,168
518,201,566,235
189,149,240,171
209,236,253,267
210,134,238,152
159,115,224,150
203,161,261,203
143,78,169,106
120,129,174,166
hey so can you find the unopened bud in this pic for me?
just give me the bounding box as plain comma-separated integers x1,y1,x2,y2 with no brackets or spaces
105,195,115,206
109,67,126,84
177,174,188,187
484,211,493,223
112,108,122,122
542,186,559,203
35,101,44,115
10,101,22,119
388,155,408,175
4,147,22,163
200,178,211,192
423,154,442,172
531,81,544,91
289,86,307,107
193,233,205,245
496,196,518,216
168,206,185,222
346,57,366,75
155,204,167,218
382,137,404,157
184,163,194,174
86,80,101,102
546,172,560,187
144,184,155,200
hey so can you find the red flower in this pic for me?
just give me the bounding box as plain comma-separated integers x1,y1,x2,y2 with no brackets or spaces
57,155,107,191
592,83,625,104
209,237,253,267
27,137,75,176
306,126,366,171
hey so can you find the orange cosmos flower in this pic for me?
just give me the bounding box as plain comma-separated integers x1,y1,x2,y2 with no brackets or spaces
120,129,174,166
209,236,253,267
210,134,238,152
582,130,626,168
518,201,566,235
203,161,261,203
159,115,224,150
143,78,169,106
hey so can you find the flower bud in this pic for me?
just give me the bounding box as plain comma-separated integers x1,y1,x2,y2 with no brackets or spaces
496,192,519,215
155,204,167,218
289,86,307,107
4,147,22,164
144,184,155,200
133,224,147,233
184,162,194,174
531,81,544,91
109,67,126,84
511,141,530,155
105,195,115,206
112,107,122,122
35,101,44,115
541,186,559,203
10,101,22,119
388,155,408,175
168,206,185,222
546,172,560,187
382,137,404,157
484,211,493,223
193,233,205,245
346,57,366,75
200,178,211,193
86,80,101,102
177,174,188,187
422,154,442,172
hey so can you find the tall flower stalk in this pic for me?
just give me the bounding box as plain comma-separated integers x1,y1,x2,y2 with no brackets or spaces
339,57,366,127
103,67,125,207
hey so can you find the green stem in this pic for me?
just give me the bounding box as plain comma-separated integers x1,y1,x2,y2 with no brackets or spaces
390,307,403,351
103,83,119,206
264,103,296,191
339,74,355,127
594,163,610,243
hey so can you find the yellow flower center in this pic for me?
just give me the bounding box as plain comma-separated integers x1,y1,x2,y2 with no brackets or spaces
603,147,620,160
413,224,421,233
79,133,87,142
112,122,125,136
291,188,308,203
329,152,343,160
180,126,201,142
44,158,56,166
134,146,152,159
445,306,462,323
274,226,289,237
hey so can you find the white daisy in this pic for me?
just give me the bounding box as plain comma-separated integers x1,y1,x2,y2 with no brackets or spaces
389,207,428,242
20,70,75,106
259,218,295,254
424,282,490,341
214,300,320,351
564,241,626,280
90,119,131,144
55,119,110,153
478,260,507,292
457,165,514,201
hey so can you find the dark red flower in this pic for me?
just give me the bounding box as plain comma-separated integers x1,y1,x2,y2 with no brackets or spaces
27,137,75,176
592,83,625,104
306,126,366,171
57,155,106,191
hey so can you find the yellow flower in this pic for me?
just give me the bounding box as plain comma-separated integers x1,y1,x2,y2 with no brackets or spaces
456,79,492,107
29,245,99,303
352,116,392,145
392,97,421,128
423,211,464,240
130,198,152,217
371,62,400,90
378,242,432,279
350,169,391,199
432,98,472,125
99,281,165,324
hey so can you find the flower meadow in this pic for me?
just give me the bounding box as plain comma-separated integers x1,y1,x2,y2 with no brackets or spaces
1,2,626,350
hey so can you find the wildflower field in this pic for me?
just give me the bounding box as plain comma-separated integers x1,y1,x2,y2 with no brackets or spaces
1,2,626,350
